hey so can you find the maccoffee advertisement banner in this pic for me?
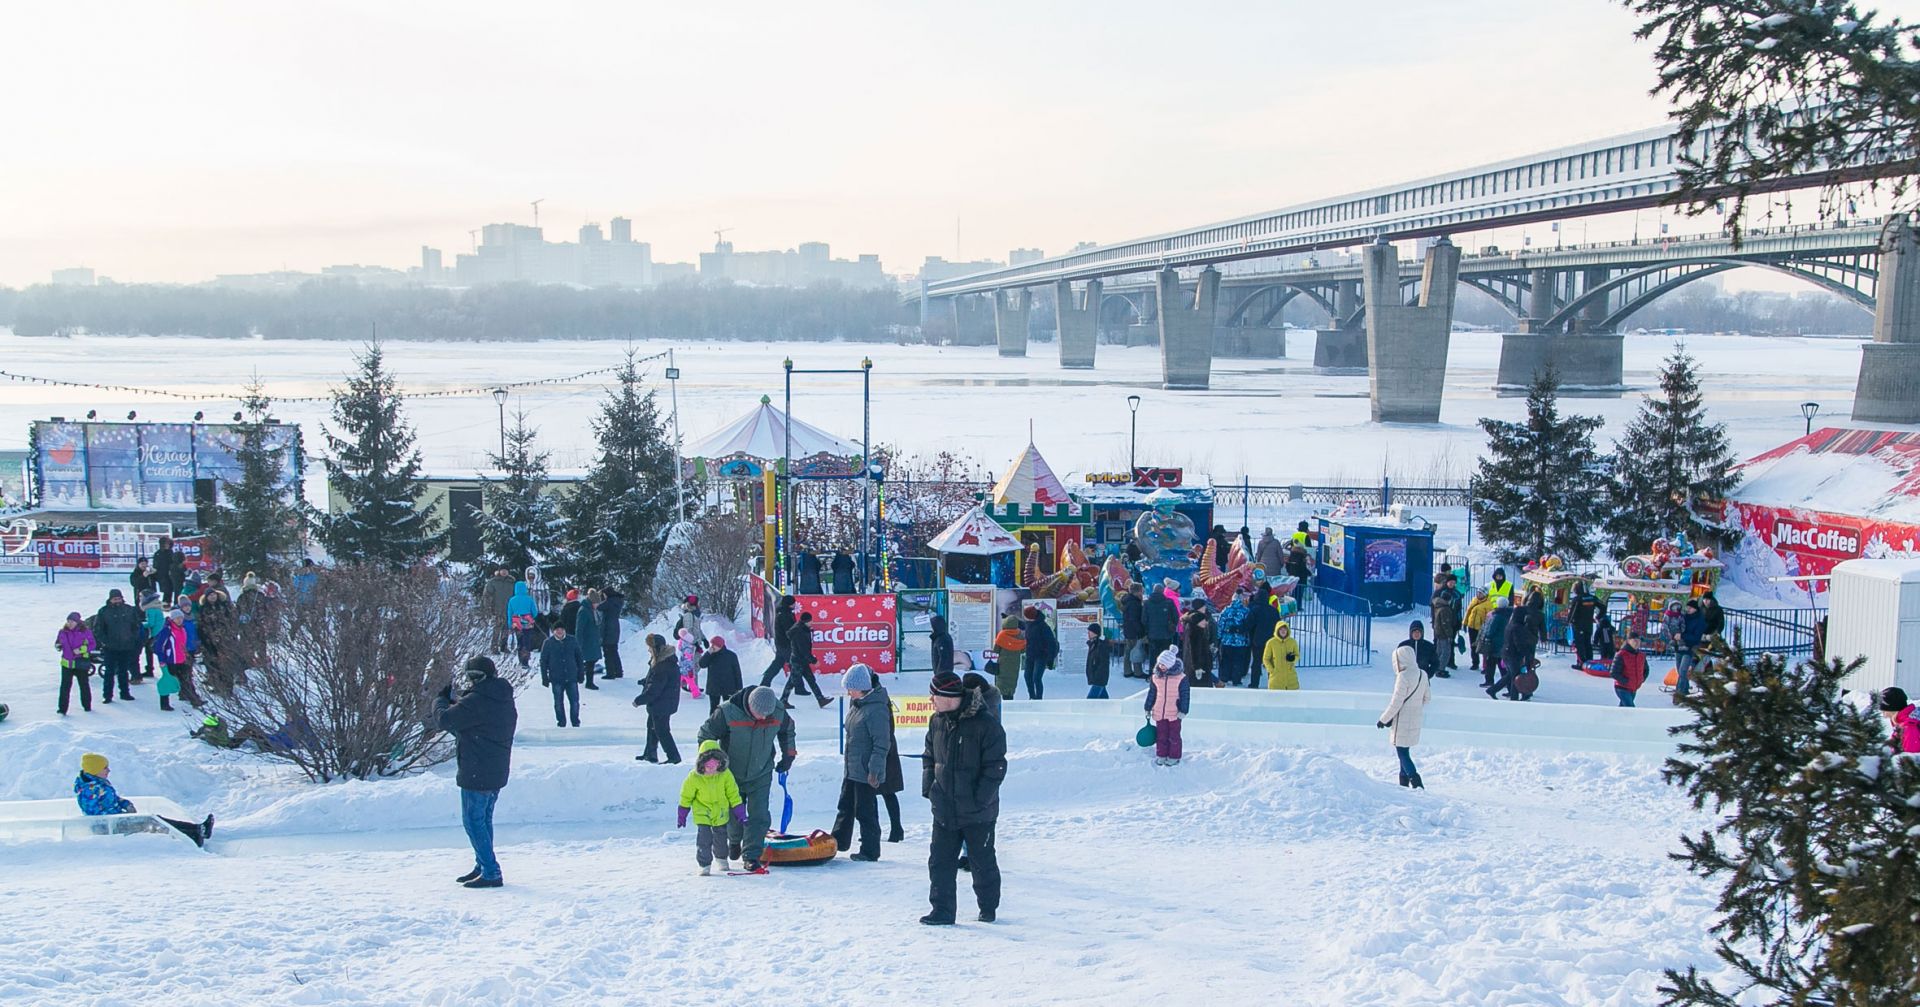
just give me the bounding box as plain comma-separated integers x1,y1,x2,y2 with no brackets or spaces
793,593,897,674
1728,501,1920,594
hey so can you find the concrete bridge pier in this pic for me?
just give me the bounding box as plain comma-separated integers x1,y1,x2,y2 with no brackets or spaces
1364,238,1460,423
1315,280,1365,368
1156,267,1219,390
1495,332,1625,390
950,295,995,346
1054,279,1100,369
1572,267,1611,333
994,289,1031,357
1519,268,1556,333
1855,214,1920,422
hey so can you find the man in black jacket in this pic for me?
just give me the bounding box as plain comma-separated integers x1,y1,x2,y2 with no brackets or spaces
698,636,743,714
598,588,626,679
92,589,143,703
1491,595,1543,701
540,624,584,727
1120,584,1147,679
1143,581,1178,673
1244,582,1281,690
1399,620,1439,678
921,671,1008,926
151,538,184,605
1568,582,1600,667
782,611,830,709
760,595,798,689
435,657,518,889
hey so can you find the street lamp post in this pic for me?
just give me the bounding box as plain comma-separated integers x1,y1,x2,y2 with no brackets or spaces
666,352,685,521
1126,394,1142,476
491,388,508,461
1800,401,1821,437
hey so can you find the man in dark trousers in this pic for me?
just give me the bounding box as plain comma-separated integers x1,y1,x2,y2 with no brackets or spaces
760,594,798,689
150,537,185,606
539,622,584,728
697,686,797,873
598,587,626,680
833,663,891,862
1144,580,1178,672
1120,583,1147,679
1568,581,1601,668
783,610,830,709
481,569,515,656
92,589,143,703
435,656,518,889
922,671,1007,925
698,636,744,714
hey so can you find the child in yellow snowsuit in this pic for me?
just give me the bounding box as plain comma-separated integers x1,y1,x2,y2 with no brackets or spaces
1262,620,1300,690
679,740,745,875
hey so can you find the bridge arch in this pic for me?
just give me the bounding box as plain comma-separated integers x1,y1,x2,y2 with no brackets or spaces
1098,292,1147,326
1223,283,1336,326
1543,256,1876,332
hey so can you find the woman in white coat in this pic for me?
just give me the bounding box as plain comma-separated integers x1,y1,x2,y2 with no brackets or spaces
1378,634,1431,789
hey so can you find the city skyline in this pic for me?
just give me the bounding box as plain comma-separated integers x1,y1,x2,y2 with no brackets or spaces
5,2,1683,288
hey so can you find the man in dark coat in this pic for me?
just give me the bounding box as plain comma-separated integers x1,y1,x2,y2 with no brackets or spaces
151,538,185,605
598,588,626,679
697,686,797,871
636,638,682,763
539,623,584,728
1120,584,1147,679
698,636,744,715
1478,599,1513,688
435,656,518,888
830,550,856,594
1144,582,1178,671
921,671,1007,926
92,589,143,703
1491,595,1543,700
928,614,954,674
760,594,797,689
783,611,829,709
1429,574,1461,675
481,569,515,655
1568,581,1601,667
1020,606,1057,701
1400,620,1439,678
832,664,891,861
1244,583,1281,690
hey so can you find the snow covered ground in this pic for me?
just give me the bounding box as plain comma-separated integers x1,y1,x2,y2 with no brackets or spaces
0,573,1731,1005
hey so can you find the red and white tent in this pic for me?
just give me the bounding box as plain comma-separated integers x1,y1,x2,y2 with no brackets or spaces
1724,427,1920,599
928,506,1022,556
989,443,1070,506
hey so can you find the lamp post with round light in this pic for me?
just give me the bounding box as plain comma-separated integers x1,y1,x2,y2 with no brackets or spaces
1800,401,1820,437
492,388,509,461
1126,394,1142,476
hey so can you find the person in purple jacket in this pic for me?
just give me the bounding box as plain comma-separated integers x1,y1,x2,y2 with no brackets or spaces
56,612,98,715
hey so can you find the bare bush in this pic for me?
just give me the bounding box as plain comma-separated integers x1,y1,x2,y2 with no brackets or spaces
650,510,760,619
203,565,504,782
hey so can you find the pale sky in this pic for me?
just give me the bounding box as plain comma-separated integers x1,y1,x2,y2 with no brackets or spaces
3,1,1703,287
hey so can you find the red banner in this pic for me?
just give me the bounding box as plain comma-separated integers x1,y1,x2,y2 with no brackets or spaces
793,593,897,674
1730,501,1920,592
34,536,104,569
749,575,770,640
174,536,215,572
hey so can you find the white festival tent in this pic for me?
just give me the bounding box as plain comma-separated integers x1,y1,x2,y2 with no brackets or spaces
683,395,864,479
928,505,1023,556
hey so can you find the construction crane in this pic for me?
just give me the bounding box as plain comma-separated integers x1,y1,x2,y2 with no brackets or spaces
468,229,479,251
531,199,545,230
713,226,733,251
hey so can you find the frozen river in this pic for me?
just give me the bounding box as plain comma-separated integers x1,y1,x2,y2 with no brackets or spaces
0,329,1871,489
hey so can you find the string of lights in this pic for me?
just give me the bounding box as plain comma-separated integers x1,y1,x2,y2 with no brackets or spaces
0,351,668,405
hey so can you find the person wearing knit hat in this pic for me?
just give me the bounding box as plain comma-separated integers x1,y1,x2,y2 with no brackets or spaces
921,663,1006,925
832,663,891,861
56,611,99,715
436,655,519,888
696,684,797,872
1881,687,1919,754
697,636,744,715
74,752,215,847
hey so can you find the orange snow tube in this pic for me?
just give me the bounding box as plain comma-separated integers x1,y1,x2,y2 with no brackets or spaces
1662,669,1679,692
761,829,838,867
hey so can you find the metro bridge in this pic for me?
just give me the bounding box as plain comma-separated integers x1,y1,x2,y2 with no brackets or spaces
914,120,1917,423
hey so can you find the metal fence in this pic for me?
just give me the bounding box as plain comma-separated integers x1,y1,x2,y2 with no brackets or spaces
1216,481,1470,511
1724,607,1823,656
1291,587,1374,667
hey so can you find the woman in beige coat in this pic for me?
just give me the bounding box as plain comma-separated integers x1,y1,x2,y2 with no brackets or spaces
1378,637,1431,789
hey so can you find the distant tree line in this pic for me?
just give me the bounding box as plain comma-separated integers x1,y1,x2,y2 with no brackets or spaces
0,279,909,342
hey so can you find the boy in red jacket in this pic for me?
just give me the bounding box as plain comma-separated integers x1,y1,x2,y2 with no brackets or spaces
1609,634,1649,707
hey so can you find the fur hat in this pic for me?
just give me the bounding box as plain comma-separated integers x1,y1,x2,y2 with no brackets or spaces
843,664,876,692
1881,687,1910,712
747,686,779,718
80,753,109,776
930,670,965,697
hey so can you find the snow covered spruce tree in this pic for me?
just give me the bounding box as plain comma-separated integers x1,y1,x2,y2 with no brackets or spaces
1606,345,1741,557
1662,651,1920,1006
1626,0,1920,238
472,408,563,589
315,344,443,567
202,378,305,576
559,352,681,599
1468,367,1610,562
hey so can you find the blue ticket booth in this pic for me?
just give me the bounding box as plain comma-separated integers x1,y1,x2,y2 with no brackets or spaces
1313,516,1435,616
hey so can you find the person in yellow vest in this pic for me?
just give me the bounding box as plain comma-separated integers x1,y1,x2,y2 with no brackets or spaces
1262,620,1300,690
1486,568,1514,604
1290,520,1311,550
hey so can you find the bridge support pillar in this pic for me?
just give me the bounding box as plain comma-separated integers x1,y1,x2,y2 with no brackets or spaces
1573,267,1612,333
1495,332,1624,390
1364,238,1459,423
1854,214,1920,423
1248,328,1287,358
1054,280,1099,368
1156,267,1219,390
994,289,1031,357
951,295,995,346
1520,268,1556,333
1314,328,1367,368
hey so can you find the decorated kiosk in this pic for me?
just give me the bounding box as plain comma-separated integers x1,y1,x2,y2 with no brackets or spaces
1591,534,1724,653
1313,508,1435,615
1519,556,1593,645
929,505,1022,587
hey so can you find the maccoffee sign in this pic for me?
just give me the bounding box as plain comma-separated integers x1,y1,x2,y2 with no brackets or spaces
794,593,897,674
1730,501,1920,592
34,536,105,570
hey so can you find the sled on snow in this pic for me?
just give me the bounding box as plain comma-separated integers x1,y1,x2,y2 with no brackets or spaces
760,829,838,867
0,797,208,849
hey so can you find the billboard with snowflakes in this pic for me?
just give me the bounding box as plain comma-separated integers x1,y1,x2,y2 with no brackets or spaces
793,593,897,675
1725,501,1920,600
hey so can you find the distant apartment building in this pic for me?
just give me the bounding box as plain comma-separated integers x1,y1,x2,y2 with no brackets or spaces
698,239,888,288
651,261,698,284
453,216,652,288
1008,248,1044,265
918,256,1004,284
51,267,96,286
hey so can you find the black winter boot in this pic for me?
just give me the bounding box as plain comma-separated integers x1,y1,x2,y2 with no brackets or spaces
1409,773,1425,790
1398,773,1410,787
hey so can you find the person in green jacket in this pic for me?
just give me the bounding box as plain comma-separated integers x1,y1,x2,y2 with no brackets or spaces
679,740,746,875
695,686,797,872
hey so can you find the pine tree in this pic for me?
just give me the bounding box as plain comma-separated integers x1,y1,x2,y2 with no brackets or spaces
1468,367,1611,562
316,344,442,567
1662,650,1920,1006
559,352,682,599
1606,345,1741,557
201,378,306,576
473,408,564,587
